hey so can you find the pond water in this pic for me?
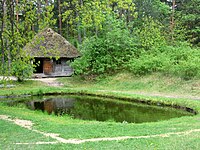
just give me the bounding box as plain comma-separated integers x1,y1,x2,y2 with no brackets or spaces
1,95,193,123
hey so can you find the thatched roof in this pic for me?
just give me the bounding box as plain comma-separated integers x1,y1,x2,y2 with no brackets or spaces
23,28,80,58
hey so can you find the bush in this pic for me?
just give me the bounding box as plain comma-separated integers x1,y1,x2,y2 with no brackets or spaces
165,46,200,80
72,17,136,75
11,59,34,82
127,52,169,75
136,18,167,51
128,43,200,80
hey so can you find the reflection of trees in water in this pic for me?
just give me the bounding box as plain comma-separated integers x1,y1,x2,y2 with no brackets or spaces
25,96,191,123
72,99,139,122
26,98,75,115
70,98,189,123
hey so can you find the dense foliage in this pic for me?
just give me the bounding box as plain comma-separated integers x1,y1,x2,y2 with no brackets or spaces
176,0,200,46
127,43,200,80
0,0,200,81
72,16,136,75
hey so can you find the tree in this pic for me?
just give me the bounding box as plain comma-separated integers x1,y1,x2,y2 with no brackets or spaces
133,0,170,23
71,16,136,75
0,0,6,69
176,0,200,46
0,0,55,81
61,0,136,43
58,0,62,35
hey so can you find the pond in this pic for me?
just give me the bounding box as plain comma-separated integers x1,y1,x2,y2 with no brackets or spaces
1,95,193,123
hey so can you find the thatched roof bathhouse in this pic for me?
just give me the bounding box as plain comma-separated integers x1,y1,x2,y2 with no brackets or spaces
23,28,80,77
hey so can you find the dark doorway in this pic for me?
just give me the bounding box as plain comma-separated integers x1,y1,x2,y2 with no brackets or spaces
34,58,43,73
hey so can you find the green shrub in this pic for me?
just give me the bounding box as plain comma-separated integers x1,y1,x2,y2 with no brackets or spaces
136,18,167,51
11,59,34,82
165,46,200,80
127,52,169,75
175,61,200,80
128,43,200,80
72,17,136,75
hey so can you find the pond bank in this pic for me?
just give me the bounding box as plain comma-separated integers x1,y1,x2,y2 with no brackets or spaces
0,77,200,115
1,75,200,149
0,88,198,115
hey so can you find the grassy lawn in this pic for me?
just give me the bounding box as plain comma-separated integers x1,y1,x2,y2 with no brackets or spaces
0,73,200,149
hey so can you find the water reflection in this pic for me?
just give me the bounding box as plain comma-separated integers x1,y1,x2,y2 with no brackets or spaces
2,95,193,123
26,98,75,115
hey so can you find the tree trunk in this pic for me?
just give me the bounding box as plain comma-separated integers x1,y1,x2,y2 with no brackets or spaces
77,0,84,43
16,0,19,22
76,11,82,43
46,0,48,6
58,0,62,35
8,0,15,70
0,0,6,66
170,0,175,41
81,0,86,39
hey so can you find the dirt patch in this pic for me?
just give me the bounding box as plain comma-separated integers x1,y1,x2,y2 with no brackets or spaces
0,115,33,129
33,78,64,87
14,118,33,129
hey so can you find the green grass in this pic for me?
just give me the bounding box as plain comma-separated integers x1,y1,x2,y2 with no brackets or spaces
57,72,200,98
1,73,200,149
0,80,61,96
0,102,200,149
0,119,55,146
1,73,200,98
